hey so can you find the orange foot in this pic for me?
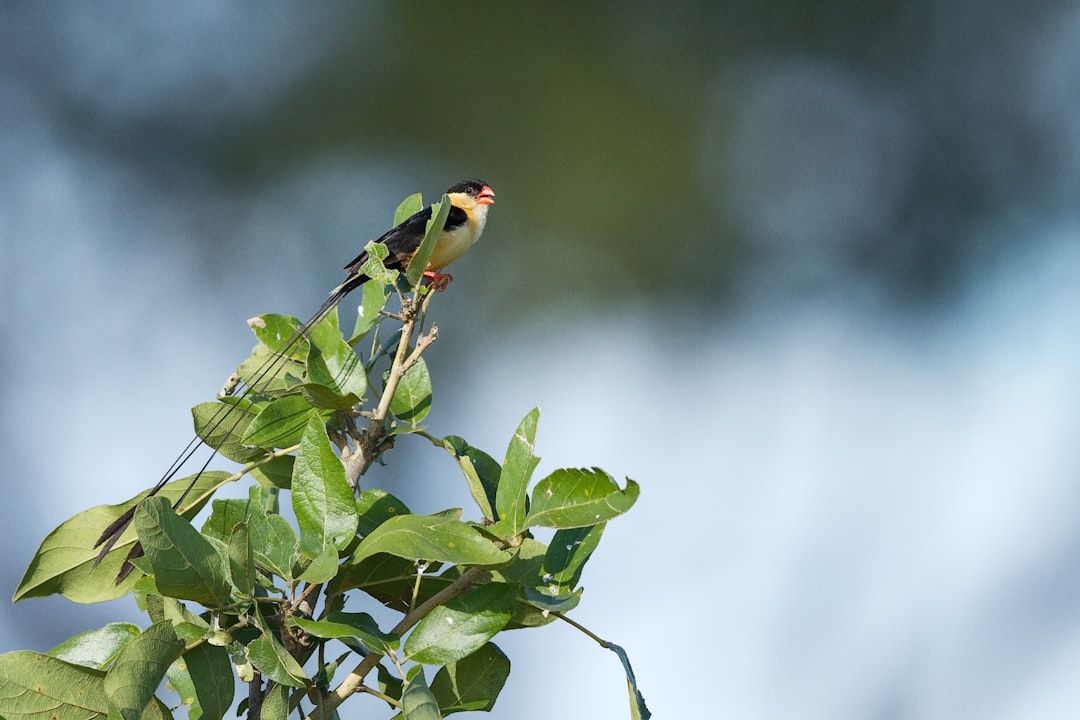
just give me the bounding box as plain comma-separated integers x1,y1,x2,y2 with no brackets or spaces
423,270,453,292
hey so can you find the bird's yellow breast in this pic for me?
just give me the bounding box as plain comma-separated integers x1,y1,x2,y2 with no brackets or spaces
427,206,488,270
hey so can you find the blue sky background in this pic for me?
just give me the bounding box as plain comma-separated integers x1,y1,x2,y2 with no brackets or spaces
2,3,1080,718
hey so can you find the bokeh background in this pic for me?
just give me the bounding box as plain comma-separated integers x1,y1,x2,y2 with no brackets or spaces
3,2,1080,718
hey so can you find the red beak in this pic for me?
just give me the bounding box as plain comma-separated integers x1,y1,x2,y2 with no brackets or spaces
478,185,495,205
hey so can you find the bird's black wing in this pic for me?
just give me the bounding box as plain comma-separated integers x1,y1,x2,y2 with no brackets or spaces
342,203,468,279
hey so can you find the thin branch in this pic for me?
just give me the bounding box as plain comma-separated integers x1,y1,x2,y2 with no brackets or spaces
305,565,487,720
555,612,611,648
342,289,438,487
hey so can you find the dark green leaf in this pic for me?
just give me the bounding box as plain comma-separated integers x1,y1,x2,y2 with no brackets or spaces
292,415,358,557
404,583,516,665
520,586,581,614
542,523,605,592
15,471,226,604
47,623,141,670
297,383,362,411
607,642,652,720
104,621,185,720
493,408,539,539
356,489,413,537
0,651,108,718
377,663,404,706
430,642,511,715
442,436,500,523
242,396,324,449
178,643,234,720
352,515,509,567
290,612,398,655
390,357,432,425
329,554,442,611
249,455,294,490
134,497,232,608
525,469,639,529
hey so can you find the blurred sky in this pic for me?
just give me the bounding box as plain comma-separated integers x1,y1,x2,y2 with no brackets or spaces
2,2,1080,719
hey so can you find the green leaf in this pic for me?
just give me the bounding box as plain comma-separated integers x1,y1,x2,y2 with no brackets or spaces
352,514,510,568
260,683,290,720
356,489,413,537
402,667,440,720
442,436,500,523
305,309,367,400
351,280,390,341
0,651,108,718
493,408,539,538
104,621,185,720
297,543,339,584
235,342,305,395
525,469,640,529
167,643,233,720
14,471,226,604
360,240,399,286
202,498,254,544
328,554,439,612
404,583,516,665
160,596,210,645
394,192,424,225
390,357,432,425
247,313,306,356
487,538,547,586
228,522,255,597
250,455,294,490
297,383,362,411
520,586,582,614
47,623,141,671
290,612,398,655
430,642,511,715
242,396,324,449
247,605,307,689
134,497,232,608
406,194,451,286
541,523,605,592
249,512,298,581
245,636,306,689
376,663,404,706
191,399,265,462
292,414,358,557
607,642,652,720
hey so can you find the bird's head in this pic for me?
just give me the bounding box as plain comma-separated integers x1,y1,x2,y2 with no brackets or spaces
446,179,495,210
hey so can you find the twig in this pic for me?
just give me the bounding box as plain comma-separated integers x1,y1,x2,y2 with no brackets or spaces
342,290,437,487
304,565,487,720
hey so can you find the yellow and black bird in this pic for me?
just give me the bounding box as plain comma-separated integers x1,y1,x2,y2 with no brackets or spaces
95,179,495,575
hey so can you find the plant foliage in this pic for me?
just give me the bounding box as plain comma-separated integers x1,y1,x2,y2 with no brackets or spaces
6,192,648,720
